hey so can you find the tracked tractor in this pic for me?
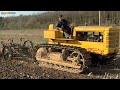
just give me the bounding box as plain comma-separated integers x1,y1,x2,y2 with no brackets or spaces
35,24,120,73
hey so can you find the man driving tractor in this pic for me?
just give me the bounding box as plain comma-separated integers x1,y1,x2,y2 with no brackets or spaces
56,15,71,39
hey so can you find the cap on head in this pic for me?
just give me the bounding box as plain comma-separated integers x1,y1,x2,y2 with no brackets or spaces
58,15,63,18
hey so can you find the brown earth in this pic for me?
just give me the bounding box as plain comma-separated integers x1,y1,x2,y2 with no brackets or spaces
0,59,89,79
0,55,120,79
0,30,120,79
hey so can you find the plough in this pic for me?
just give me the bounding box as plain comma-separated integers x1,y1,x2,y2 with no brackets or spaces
0,38,34,60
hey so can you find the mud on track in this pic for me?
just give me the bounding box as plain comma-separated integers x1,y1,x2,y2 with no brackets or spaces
0,54,120,79
0,30,120,79
0,59,90,79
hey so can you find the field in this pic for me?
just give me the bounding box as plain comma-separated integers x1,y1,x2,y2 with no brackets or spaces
0,29,120,79
0,29,47,47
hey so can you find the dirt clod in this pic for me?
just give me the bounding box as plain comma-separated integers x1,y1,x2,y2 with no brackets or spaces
0,55,120,79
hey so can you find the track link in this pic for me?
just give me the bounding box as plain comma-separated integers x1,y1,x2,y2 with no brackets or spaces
35,44,91,73
38,61,81,73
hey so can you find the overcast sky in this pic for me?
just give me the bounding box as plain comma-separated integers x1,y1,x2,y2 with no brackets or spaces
0,11,47,17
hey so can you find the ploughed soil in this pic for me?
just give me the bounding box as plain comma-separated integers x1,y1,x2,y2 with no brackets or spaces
0,30,120,79
0,54,120,79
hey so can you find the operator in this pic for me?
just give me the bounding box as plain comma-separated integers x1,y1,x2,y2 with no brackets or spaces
56,15,71,39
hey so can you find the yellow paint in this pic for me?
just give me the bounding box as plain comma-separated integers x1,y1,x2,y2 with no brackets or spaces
36,58,81,69
44,30,60,39
49,24,54,30
44,24,120,55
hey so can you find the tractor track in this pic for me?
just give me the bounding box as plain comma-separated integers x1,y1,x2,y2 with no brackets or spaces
0,59,90,79
0,54,120,79
0,43,120,79
34,44,91,73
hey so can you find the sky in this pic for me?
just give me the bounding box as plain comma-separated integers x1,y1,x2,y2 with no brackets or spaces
0,11,47,17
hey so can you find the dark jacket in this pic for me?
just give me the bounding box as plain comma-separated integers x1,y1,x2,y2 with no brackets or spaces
56,19,71,34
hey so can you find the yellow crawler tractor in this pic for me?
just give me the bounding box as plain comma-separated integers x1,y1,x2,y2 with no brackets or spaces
35,24,120,73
